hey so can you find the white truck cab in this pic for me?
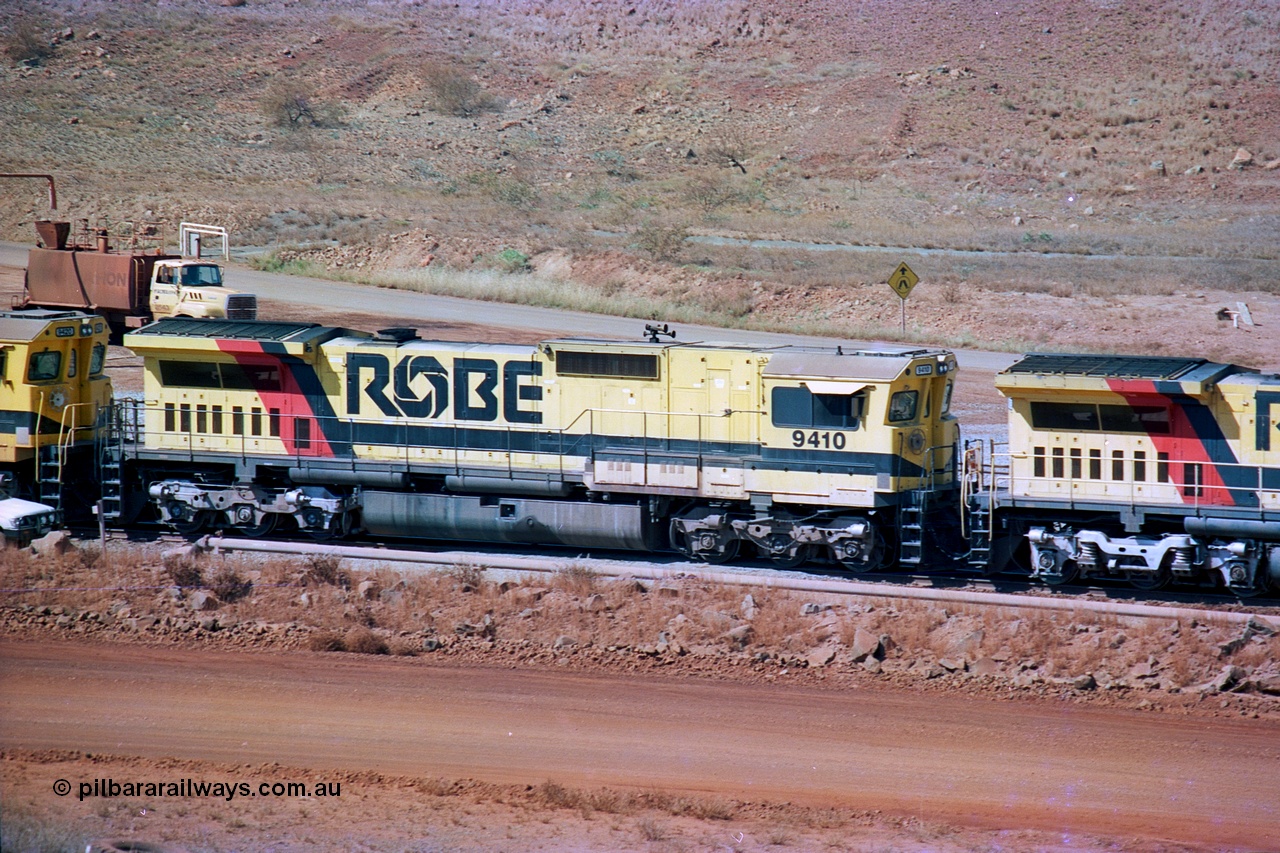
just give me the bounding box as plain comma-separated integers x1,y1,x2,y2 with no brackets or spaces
149,258,255,320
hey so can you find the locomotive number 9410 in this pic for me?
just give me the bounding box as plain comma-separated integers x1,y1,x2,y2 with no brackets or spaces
791,430,847,450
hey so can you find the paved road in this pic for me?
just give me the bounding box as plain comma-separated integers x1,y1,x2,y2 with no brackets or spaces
0,241,1020,375
1,638,1276,848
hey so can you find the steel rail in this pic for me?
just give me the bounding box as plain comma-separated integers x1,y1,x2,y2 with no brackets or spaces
199,536,1265,625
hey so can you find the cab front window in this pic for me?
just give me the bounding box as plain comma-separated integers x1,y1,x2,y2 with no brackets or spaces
179,264,223,286
28,350,61,382
888,389,918,423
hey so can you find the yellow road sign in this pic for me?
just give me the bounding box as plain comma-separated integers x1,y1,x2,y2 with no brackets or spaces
888,262,919,299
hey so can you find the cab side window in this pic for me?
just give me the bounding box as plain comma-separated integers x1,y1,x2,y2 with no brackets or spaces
89,344,106,376
772,387,863,430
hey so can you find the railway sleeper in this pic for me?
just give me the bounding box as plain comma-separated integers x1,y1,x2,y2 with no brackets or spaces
149,479,357,538
1027,526,1280,596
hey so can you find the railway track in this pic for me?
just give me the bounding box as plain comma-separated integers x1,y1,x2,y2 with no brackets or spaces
77,526,1271,624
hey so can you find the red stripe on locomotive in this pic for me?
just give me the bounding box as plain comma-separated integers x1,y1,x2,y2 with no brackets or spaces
1105,378,1237,507
215,339,337,458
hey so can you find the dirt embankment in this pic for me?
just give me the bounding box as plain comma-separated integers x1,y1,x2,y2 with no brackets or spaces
4,536,1279,723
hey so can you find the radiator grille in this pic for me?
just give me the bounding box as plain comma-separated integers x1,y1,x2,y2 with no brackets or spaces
225,295,258,320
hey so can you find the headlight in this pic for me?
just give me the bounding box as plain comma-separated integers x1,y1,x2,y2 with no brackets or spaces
907,429,926,454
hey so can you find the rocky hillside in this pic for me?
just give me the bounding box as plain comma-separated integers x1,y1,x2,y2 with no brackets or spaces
1,0,1278,351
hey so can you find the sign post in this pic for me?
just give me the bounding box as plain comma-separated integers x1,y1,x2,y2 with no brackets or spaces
887,261,919,335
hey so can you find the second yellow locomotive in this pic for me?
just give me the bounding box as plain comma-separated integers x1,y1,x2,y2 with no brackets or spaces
118,319,959,567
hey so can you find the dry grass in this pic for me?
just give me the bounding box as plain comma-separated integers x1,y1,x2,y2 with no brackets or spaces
0,804,86,853
550,561,600,597
526,779,735,822
446,561,486,590
300,553,349,588
208,565,253,602
163,551,204,589
342,625,389,655
2,13,55,66
365,264,749,329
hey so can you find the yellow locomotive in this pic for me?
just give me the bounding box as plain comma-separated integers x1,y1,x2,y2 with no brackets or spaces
0,309,112,539
985,353,1280,595
119,318,959,568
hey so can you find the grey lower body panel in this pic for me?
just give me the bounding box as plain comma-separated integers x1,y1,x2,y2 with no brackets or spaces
361,491,658,551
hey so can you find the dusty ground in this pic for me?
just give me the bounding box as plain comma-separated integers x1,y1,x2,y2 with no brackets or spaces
4,638,1278,853
1,536,1279,851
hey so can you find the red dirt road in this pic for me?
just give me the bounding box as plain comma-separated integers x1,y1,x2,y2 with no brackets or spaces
1,639,1276,849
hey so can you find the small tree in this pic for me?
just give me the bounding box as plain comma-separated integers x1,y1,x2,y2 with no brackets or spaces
261,81,342,128
423,62,500,117
704,128,752,174
4,15,53,66
634,221,689,262
684,175,745,217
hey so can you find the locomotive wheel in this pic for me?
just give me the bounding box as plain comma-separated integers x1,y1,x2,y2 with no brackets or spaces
697,538,740,565
335,510,353,538
770,545,812,569
306,524,336,542
834,533,884,575
1127,566,1170,591
170,510,210,536
241,513,279,539
1040,559,1079,586
306,510,352,542
1228,582,1270,599
671,526,740,564
837,557,873,575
